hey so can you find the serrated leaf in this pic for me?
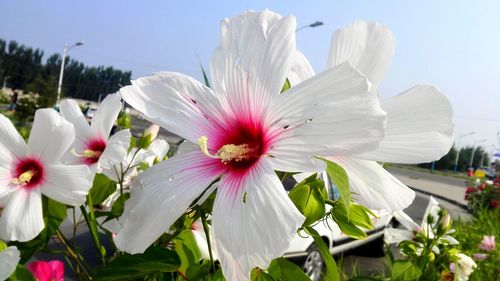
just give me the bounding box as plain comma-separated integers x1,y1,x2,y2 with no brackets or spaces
93,247,180,281
322,158,351,217
288,175,325,226
348,203,374,230
268,258,309,281
89,174,117,205
330,201,367,240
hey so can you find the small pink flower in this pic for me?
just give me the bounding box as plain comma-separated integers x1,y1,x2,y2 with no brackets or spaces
449,262,456,273
479,235,496,251
472,253,488,261
27,260,64,281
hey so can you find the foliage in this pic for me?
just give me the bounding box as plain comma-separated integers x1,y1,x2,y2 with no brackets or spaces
15,93,40,119
0,38,131,102
464,178,500,211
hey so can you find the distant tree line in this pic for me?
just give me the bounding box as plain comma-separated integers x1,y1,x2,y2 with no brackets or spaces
0,38,131,104
418,146,492,171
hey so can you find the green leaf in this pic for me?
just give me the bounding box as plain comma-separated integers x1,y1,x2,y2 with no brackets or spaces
0,240,7,251
329,201,366,240
93,247,181,281
322,158,351,217
391,261,422,281
106,193,131,221
268,258,310,281
280,78,291,93
250,268,275,281
212,268,227,281
288,175,325,226
89,174,117,205
348,203,374,230
174,230,202,272
304,226,340,281
185,263,210,281
8,265,36,281
42,196,67,238
200,63,211,88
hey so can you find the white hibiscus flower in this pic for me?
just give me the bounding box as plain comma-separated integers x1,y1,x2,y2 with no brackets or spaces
59,93,131,176
291,21,454,211
116,10,387,281
0,109,92,242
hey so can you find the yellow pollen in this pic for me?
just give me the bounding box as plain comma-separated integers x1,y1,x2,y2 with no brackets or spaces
198,136,258,164
71,148,102,159
12,170,36,185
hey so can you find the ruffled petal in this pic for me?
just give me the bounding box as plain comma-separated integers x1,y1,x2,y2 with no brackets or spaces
356,85,454,163
120,72,225,145
267,63,386,157
40,164,92,206
212,159,304,281
0,246,20,280
28,109,75,164
393,210,420,232
114,151,225,253
211,10,296,122
60,99,94,144
287,51,315,86
384,228,414,244
90,93,122,139
0,188,44,242
0,114,27,168
329,156,415,211
327,21,395,87
98,129,131,171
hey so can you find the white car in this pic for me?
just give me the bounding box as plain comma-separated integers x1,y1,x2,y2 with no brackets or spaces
282,173,393,281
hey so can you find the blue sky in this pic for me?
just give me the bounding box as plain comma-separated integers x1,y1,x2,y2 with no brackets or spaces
1,0,499,153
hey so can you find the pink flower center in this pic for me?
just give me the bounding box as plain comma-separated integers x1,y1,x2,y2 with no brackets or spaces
12,157,45,188
216,121,266,171
81,138,107,165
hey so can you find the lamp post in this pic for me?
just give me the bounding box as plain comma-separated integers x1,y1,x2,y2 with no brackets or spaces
480,145,495,167
296,21,324,32
469,139,487,168
56,41,84,105
453,132,475,172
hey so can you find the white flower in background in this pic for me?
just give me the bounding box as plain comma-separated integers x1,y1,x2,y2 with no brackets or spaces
0,110,92,242
59,93,131,175
384,197,458,248
116,10,387,281
454,253,477,281
0,245,20,280
191,220,217,261
290,21,454,211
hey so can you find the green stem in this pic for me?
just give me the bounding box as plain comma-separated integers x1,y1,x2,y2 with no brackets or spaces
200,210,215,272
80,197,106,264
56,229,92,280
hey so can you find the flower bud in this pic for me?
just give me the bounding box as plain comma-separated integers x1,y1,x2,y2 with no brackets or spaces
441,214,452,229
137,124,160,149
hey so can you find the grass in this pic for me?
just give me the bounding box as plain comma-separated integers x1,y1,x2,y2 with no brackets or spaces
387,163,472,181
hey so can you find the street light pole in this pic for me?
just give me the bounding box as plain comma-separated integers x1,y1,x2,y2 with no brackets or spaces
56,41,84,105
454,132,475,172
480,145,495,167
469,139,487,168
296,21,324,32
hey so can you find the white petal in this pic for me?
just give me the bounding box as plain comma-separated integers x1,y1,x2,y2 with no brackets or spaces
327,21,395,87
211,10,296,120
0,167,19,199
356,85,454,163
330,156,415,211
0,188,44,242
191,220,216,261
144,139,169,165
114,151,224,253
0,114,27,168
287,51,315,86
0,246,20,280
213,159,304,281
394,210,420,232
60,99,94,143
40,164,92,206
91,93,122,139
267,155,326,173
420,196,441,236
98,129,131,171
268,63,386,157
384,228,414,244
120,72,225,145
28,109,75,164
176,140,198,155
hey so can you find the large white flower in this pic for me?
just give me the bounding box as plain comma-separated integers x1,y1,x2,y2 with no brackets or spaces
0,245,20,280
454,253,477,281
59,93,131,175
291,21,454,211
0,109,92,242
116,10,386,281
